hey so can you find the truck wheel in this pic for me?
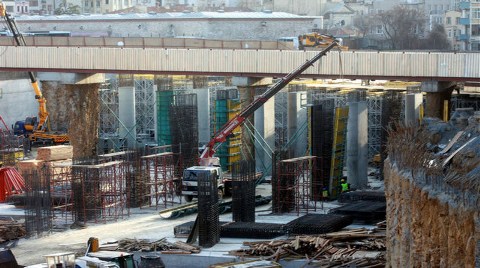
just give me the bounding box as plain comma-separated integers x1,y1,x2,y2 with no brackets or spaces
184,195,193,202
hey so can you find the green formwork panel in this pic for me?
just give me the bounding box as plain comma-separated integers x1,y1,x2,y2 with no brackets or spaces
157,90,174,145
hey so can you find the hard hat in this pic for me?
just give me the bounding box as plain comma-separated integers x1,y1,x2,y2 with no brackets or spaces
341,179,345,182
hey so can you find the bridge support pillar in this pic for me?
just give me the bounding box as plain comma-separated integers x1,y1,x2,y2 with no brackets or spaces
422,81,457,120
38,73,106,158
232,77,273,173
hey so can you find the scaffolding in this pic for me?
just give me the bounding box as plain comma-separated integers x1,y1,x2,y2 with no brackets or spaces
367,92,383,159
274,90,289,150
71,158,129,224
0,121,23,166
48,162,75,227
273,156,320,215
98,79,125,153
140,150,182,209
134,78,156,145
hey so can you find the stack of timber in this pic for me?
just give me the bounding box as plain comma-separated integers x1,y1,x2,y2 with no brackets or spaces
36,145,73,161
229,228,385,267
118,238,200,254
17,145,73,174
0,218,26,243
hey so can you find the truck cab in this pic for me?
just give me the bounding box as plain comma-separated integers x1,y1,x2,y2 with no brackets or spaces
182,166,224,202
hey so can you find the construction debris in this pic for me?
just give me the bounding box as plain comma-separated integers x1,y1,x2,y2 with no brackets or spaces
117,238,200,254
0,218,26,243
229,228,385,267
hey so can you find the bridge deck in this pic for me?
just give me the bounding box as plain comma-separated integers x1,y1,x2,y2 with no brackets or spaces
0,46,478,82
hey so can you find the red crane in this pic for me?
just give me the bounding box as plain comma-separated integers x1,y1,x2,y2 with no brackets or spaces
199,41,339,162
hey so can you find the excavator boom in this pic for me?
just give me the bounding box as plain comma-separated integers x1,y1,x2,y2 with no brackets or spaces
200,41,339,160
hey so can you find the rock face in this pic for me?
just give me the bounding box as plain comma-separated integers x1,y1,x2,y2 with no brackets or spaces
384,162,478,267
42,82,99,158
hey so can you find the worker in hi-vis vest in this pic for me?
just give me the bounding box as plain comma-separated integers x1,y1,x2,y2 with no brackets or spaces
340,179,349,193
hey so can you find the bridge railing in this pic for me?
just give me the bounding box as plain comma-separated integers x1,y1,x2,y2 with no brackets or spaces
0,36,296,50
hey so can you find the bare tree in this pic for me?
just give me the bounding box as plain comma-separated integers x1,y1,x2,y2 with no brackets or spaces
353,15,376,38
423,24,451,50
377,5,426,50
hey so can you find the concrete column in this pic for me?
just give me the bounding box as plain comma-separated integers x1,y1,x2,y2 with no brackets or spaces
118,86,136,149
422,81,456,119
233,76,273,170
254,96,275,176
287,91,307,158
195,87,211,146
346,102,368,189
404,93,423,126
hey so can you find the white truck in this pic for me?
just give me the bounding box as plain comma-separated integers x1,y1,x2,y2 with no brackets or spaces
181,166,224,202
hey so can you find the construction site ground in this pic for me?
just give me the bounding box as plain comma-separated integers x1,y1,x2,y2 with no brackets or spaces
1,180,385,268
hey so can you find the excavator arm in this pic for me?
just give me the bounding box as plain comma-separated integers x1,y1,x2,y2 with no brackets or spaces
0,4,49,132
200,41,339,160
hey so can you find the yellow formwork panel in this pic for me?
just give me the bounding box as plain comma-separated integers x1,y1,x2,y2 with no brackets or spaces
329,106,349,198
227,100,242,139
227,144,241,155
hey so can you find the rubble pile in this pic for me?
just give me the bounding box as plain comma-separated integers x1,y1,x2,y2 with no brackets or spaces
229,227,386,267
118,238,200,254
0,218,26,243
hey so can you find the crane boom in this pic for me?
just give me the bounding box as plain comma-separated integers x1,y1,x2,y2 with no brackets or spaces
0,5,49,132
200,41,338,159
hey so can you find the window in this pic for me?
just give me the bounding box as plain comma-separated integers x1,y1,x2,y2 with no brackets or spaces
376,25,383,34
456,17,460,24
105,0,108,4
472,8,480,19
447,17,451,24
448,29,452,37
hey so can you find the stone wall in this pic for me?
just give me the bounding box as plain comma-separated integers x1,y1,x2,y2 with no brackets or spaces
15,16,316,40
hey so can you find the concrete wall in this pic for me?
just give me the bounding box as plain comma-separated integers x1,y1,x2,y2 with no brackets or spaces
0,79,37,129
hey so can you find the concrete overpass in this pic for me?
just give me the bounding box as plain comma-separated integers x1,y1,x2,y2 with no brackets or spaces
0,46,479,82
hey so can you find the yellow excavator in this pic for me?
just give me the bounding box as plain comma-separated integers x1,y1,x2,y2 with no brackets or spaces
0,4,69,144
298,32,349,51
